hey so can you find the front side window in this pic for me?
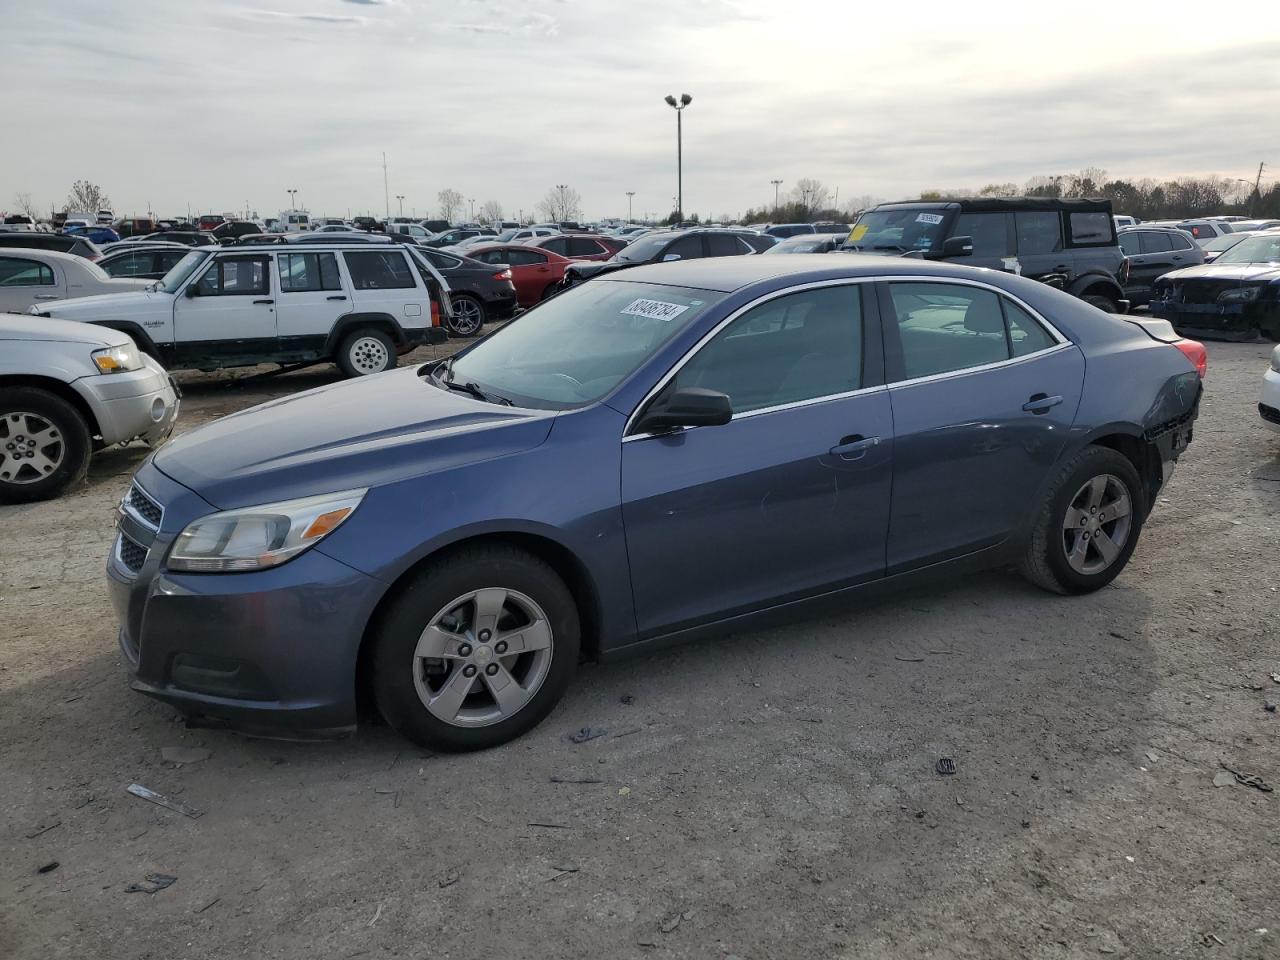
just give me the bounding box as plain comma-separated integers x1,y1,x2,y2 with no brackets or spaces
1015,211,1063,255
662,235,703,261
671,286,863,414
0,257,54,286
953,212,1012,258
195,257,269,296
1118,233,1141,256
541,237,570,255
888,283,1056,380
279,252,342,292
444,280,723,410
504,249,546,266
1068,211,1113,246
344,251,416,289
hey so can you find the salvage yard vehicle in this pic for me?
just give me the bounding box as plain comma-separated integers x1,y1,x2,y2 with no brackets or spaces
1,315,178,502
98,244,194,281
415,248,518,336
1150,233,1280,340
463,244,575,306
764,233,849,255
108,256,1203,751
1117,225,1204,307
0,249,151,313
558,227,770,291
849,198,1129,312
28,242,451,376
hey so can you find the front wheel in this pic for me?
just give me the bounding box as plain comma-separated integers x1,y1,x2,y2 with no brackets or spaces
371,545,580,751
336,328,397,377
1020,445,1146,595
0,388,92,503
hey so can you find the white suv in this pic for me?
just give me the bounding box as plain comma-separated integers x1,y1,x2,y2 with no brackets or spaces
28,242,451,377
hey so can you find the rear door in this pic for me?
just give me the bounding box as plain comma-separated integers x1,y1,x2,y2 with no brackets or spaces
879,279,1084,571
1013,210,1070,280
172,255,276,364
342,248,427,326
275,251,350,353
503,248,557,305
0,256,64,312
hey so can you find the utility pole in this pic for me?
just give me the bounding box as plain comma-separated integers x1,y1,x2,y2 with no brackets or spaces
626,191,635,222
382,153,390,223
771,179,782,213
396,194,405,217
1253,162,1267,216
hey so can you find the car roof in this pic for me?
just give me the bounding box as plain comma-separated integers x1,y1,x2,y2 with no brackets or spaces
873,196,1112,213
1117,224,1188,233
0,247,87,265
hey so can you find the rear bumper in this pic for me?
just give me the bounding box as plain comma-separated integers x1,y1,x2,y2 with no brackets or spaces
486,295,518,320
1260,368,1280,433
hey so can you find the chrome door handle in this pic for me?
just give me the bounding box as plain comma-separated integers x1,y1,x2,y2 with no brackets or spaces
34,294,60,300
830,435,880,460
1023,394,1063,414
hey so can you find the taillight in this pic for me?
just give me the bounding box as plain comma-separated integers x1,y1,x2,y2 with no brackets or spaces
1174,338,1207,378
1120,257,1131,284
430,300,441,327
493,269,512,281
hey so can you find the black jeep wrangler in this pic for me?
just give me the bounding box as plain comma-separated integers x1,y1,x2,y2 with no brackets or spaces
848,198,1128,312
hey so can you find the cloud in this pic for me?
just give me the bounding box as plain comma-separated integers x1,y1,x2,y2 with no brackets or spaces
245,9,367,24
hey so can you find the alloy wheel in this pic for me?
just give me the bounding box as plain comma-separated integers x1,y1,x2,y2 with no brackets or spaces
450,298,483,336
1061,474,1133,575
0,412,64,484
348,336,390,374
412,587,554,727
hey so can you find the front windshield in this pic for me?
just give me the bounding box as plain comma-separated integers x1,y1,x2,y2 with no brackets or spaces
1204,233,1249,252
442,280,724,409
847,208,950,252
494,230,519,242
157,250,210,292
613,233,669,263
1215,235,1280,265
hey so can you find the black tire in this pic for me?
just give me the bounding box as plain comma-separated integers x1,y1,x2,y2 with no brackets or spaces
446,295,485,338
541,283,560,302
0,387,92,504
1020,445,1147,595
1082,294,1118,314
335,327,397,378
372,545,580,751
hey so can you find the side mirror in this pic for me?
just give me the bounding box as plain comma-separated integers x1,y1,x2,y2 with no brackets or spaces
662,253,682,262
185,284,200,298
635,387,732,434
941,235,973,257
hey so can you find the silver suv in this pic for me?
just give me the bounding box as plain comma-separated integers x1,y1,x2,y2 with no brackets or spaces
0,315,178,502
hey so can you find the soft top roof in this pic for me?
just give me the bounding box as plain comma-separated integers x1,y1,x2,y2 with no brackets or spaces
874,197,1113,213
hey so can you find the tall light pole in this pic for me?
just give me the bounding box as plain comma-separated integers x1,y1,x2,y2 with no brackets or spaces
382,153,390,223
770,179,782,214
663,93,692,220
555,186,568,223
469,198,476,221
395,194,405,217
287,188,298,210
626,191,635,223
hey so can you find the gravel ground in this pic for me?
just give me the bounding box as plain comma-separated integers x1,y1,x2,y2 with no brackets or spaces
1,337,1278,960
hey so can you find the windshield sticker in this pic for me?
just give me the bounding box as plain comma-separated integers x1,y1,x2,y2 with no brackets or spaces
621,298,690,322
915,213,945,225
849,224,869,242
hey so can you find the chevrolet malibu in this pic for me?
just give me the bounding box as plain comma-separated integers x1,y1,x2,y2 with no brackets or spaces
109,257,1204,751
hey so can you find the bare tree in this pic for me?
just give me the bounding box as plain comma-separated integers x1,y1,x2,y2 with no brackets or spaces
537,185,582,223
12,192,40,218
65,180,111,213
479,200,504,225
436,188,464,224
843,195,880,217
789,178,830,219
978,182,1019,197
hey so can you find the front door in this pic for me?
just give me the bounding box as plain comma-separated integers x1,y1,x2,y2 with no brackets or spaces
879,280,1085,572
172,255,275,365
622,283,893,637
274,251,350,356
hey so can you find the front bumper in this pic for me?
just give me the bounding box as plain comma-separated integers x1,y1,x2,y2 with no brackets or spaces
1149,297,1277,340
1260,368,1280,433
108,463,386,738
73,356,179,445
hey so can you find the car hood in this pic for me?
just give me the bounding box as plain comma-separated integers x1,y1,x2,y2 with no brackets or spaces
34,288,169,317
0,313,131,347
153,366,556,509
1158,262,1280,284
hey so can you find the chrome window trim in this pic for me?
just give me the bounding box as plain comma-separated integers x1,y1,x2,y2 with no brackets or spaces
886,342,1074,391
622,277,875,441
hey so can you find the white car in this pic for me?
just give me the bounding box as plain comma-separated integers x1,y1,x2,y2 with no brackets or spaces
0,249,151,314
0,315,178,502
1261,345,1280,433
28,242,451,377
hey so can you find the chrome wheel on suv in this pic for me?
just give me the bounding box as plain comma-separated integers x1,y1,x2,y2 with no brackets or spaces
0,388,92,504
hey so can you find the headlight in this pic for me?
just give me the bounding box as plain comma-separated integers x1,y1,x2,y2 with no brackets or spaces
92,345,144,373
1217,286,1261,304
167,489,366,572
1271,345,1280,375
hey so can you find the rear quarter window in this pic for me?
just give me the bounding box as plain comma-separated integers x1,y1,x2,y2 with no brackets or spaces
344,251,416,290
1068,212,1114,246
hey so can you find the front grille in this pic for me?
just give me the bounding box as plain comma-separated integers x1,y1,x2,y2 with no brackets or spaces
1167,280,1248,305
127,484,163,528
117,533,147,574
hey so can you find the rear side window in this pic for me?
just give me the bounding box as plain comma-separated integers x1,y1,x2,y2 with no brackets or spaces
1170,233,1196,251
887,283,1057,380
706,233,747,257
673,285,863,413
344,251,416,290
1139,232,1174,253
567,237,602,257
1015,212,1063,255
1068,212,1113,246
422,250,461,270
505,249,546,266
953,212,1012,258
0,257,54,286
279,252,342,292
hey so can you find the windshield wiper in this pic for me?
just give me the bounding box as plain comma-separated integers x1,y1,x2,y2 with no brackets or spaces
429,355,513,406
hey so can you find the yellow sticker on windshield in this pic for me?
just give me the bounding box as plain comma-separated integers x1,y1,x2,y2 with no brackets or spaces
849,224,868,242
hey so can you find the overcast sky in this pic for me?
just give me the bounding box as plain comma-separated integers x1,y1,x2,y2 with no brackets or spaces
3,0,1277,222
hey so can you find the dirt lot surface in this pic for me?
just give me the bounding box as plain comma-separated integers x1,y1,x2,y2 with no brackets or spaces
2,337,1278,960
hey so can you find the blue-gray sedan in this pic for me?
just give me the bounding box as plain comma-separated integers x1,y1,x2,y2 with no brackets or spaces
108,256,1205,750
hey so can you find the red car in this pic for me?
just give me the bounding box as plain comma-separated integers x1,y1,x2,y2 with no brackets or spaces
525,234,625,262
464,244,574,306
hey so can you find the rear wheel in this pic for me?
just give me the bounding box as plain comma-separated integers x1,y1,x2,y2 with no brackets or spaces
447,295,485,337
541,283,560,302
336,328,396,377
372,545,580,751
1083,294,1119,313
0,388,92,503
1020,445,1145,595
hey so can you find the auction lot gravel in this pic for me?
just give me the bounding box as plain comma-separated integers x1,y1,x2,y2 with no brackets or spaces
2,336,1278,959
